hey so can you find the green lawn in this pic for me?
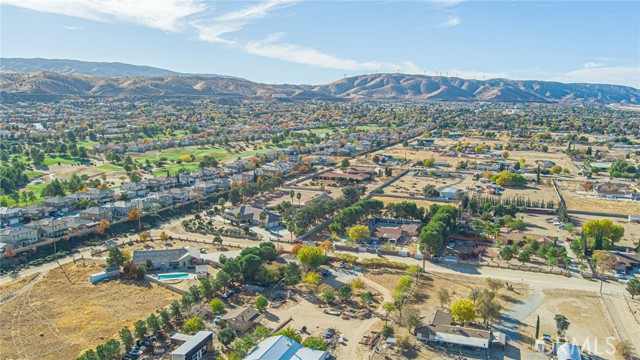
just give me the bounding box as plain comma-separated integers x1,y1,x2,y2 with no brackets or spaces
43,156,85,166
356,125,389,131
77,140,98,148
152,163,200,176
97,164,125,171
24,171,45,180
133,146,264,164
0,182,47,207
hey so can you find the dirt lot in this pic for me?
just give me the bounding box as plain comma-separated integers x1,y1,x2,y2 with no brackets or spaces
571,214,640,249
364,269,530,317
371,195,459,209
254,188,328,209
499,183,560,204
0,273,38,299
0,262,179,360
384,172,476,198
508,150,580,174
557,180,640,215
519,289,622,360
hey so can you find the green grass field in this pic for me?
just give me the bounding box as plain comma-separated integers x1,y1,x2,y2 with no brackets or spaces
0,182,47,207
133,146,264,164
24,171,45,180
97,164,125,171
43,156,85,166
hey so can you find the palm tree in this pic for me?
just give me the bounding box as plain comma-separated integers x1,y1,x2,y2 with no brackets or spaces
287,222,296,242
289,190,294,203
296,192,301,206
259,211,267,228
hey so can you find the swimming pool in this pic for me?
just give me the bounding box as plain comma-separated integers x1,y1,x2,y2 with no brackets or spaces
155,272,190,281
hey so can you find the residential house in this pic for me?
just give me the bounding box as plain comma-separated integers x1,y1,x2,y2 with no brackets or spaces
221,306,265,332
84,189,115,204
414,309,504,354
170,331,213,360
132,247,201,269
26,218,68,243
169,188,190,203
42,197,75,213
440,187,461,200
225,206,282,229
610,251,640,272
78,206,112,221
0,207,25,226
63,217,98,236
103,201,132,218
243,335,328,360
120,182,150,198
194,181,218,194
594,183,638,200
0,226,39,248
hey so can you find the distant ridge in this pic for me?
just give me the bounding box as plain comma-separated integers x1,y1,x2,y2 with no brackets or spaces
0,58,638,104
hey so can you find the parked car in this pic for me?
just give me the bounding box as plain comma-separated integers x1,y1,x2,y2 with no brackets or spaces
323,328,335,338
214,314,224,324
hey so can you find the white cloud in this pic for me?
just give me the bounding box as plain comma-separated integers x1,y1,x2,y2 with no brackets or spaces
551,65,640,88
63,25,84,30
244,33,419,72
0,0,205,32
439,15,461,27
215,0,295,22
191,0,296,44
583,62,605,69
429,0,464,8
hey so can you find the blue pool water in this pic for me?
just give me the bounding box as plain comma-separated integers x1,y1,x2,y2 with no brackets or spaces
156,273,190,280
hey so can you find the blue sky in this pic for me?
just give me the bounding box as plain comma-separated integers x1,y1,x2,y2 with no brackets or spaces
1,0,639,87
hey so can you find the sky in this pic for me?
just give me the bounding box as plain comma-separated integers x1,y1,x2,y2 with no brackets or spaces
1,0,639,87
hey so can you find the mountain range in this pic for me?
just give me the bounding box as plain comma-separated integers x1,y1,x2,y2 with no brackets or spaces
1,58,638,104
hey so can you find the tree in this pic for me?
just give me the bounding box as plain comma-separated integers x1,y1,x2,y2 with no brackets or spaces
147,313,161,334
348,225,370,242
550,165,563,175
138,231,150,241
128,209,141,230
360,291,374,305
255,295,269,312
423,157,435,167
119,327,134,351
582,219,625,250
218,326,237,348
517,250,532,264
106,247,128,267
96,219,110,235
382,301,396,321
297,246,326,270
95,339,120,360
554,314,570,337
210,298,225,314
338,284,353,302
476,291,502,324
626,278,640,299
486,278,503,293
135,265,146,280
159,309,171,329
239,254,262,282
403,306,422,332
283,263,302,286
615,340,637,360
303,271,321,285
134,319,147,339
469,287,482,305
276,327,303,343
381,325,395,339
340,159,350,170
170,300,181,319
500,246,514,262
323,289,336,304
296,192,302,206
437,288,450,309
451,299,476,324
302,337,328,351
183,316,205,333
259,211,267,227
253,326,272,341
422,184,440,198
77,349,98,360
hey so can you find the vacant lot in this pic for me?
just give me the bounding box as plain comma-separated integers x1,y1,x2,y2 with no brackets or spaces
519,290,620,360
0,262,179,360
384,173,476,198
499,184,559,204
371,195,459,209
557,180,640,215
254,188,328,209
